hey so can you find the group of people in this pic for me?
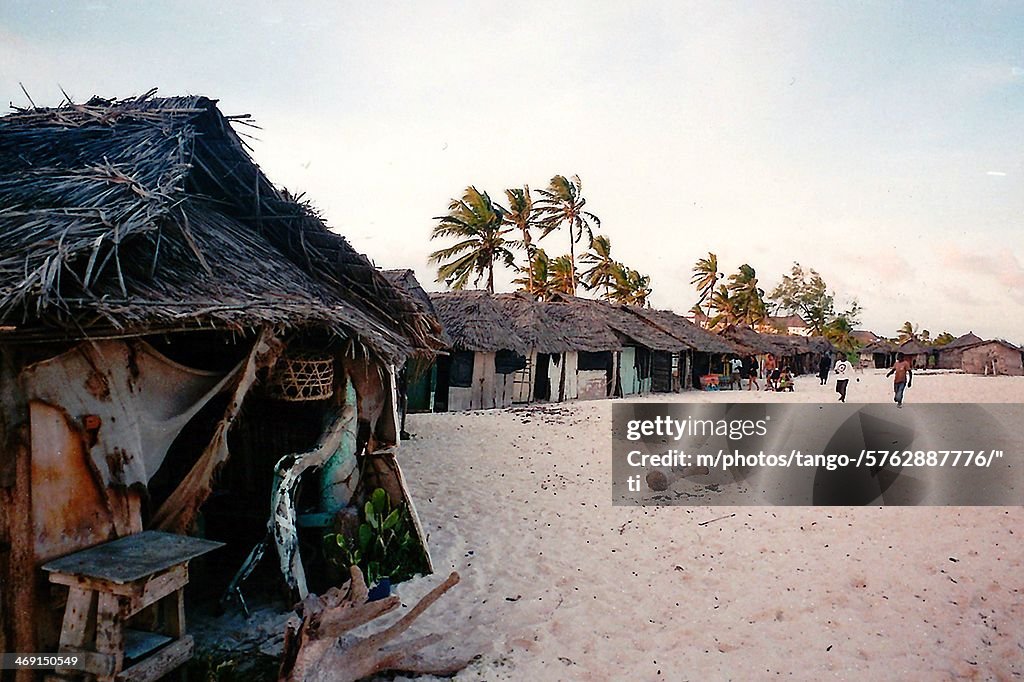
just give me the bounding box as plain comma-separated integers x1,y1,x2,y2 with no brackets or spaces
820,351,913,406
728,354,794,392
728,351,914,407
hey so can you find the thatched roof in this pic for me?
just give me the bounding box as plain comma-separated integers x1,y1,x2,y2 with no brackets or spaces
851,329,882,346
549,295,684,351
898,340,931,355
720,325,790,356
766,314,808,331
541,300,623,353
491,293,572,354
719,325,834,357
958,338,1020,353
627,307,739,354
860,339,897,354
381,269,451,349
429,291,528,354
938,331,984,350
0,93,439,361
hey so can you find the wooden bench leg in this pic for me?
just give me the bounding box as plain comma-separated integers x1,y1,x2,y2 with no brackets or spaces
95,593,125,682
59,587,97,652
165,589,188,682
164,589,185,638
47,588,97,681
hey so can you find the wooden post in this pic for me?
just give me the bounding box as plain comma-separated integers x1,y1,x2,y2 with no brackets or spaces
0,345,35,682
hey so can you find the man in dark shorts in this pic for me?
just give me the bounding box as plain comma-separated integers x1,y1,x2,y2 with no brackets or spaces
745,355,760,390
818,353,831,385
886,353,913,408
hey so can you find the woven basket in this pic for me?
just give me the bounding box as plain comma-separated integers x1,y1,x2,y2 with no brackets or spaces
264,353,335,401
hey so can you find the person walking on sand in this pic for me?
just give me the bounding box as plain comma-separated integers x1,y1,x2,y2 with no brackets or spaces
833,355,854,403
746,355,760,390
764,353,778,391
886,353,913,408
818,352,831,385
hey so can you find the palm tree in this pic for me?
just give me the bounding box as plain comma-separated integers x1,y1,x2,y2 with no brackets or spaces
726,264,767,326
429,186,515,293
513,247,555,301
824,316,857,353
707,283,739,329
549,254,577,296
608,263,652,307
535,174,600,296
896,321,919,344
690,252,721,328
502,186,540,292
580,234,618,299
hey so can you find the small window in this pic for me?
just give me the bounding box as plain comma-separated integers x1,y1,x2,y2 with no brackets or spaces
495,350,528,375
449,351,474,387
577,351,611,371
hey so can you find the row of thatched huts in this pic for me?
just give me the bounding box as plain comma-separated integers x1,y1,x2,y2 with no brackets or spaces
0,95,448,664
857,332,1024,375
403,289,831,412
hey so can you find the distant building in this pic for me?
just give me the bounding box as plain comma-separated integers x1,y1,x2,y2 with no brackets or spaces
961,340,1024,376
851,329,882,346
936,331,984,370
765,314,811,337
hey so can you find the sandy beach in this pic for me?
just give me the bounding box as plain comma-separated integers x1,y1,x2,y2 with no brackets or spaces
390,371,1024,681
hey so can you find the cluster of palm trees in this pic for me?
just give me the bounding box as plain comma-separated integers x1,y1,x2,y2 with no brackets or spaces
428,175,653,305
690,252,864,351
896,322,953,347
689,252,768,328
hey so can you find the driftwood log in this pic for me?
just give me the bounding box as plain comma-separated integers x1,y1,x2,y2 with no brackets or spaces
279,567,471,682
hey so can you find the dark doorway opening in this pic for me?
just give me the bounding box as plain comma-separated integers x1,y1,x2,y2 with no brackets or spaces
534,353,552,401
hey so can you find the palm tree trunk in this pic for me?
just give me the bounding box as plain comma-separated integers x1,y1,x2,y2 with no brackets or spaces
524,230,534,295
568,229,576,296
488,260,494,294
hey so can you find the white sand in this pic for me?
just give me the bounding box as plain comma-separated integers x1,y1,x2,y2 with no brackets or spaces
390,371,1024,681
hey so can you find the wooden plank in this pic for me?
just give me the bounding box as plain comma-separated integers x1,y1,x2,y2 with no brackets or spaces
0,346,36,682
126,565,187,617
42,531,222,584
57,587,96,652
163,590,185,639
117,635,193,682
94,592,126,682
55,651,117,677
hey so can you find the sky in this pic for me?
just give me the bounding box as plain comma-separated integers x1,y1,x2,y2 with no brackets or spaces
2,1,1022,341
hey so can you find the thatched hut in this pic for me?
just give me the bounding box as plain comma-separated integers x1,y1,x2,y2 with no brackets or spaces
720,325,835,377
550,295,686,396
492,293,626,403
625,307,739,389
720,324,790,366
428,291,627,408
429,291,529,410
381,269,449,415
897,339,933,369
935,331,984,370
960,340,1024,376
859,339,897,368
0,94,441,658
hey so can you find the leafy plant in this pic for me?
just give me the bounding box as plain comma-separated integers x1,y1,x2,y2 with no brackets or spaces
324,488,426,586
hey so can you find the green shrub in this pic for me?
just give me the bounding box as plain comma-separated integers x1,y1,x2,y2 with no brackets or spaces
324,488,426,586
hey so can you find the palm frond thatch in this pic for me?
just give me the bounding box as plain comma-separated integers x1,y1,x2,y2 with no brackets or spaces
0,93,442,361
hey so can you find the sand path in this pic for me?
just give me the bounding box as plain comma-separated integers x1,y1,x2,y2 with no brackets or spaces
389,372,1023,680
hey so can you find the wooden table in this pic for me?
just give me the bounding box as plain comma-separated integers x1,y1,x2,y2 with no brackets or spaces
42,531,223,682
